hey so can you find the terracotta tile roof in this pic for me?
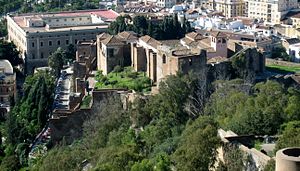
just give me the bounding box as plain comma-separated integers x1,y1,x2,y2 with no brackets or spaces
102,35,125,45
98,33,110,40
198,37,211,47
233,17,255,26
210,31,228,38
117,31,138,41
160,40,181,47
185,32,204,41
181,37,194,45
139,35,162,48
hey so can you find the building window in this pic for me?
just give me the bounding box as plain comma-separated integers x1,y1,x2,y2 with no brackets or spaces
57,40,60,45
189,58,192,66
32,53,35,59
40,42,43,47
41,52,44,59
79,18,82,21
64,19,67,22
56,19,59,22
32,42,34,47
162,54,166,64
75,39,78,44
108,49,114,57
49,41,52,46
66,40,69,45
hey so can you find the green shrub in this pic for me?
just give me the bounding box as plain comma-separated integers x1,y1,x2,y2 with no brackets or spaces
95,67,151,92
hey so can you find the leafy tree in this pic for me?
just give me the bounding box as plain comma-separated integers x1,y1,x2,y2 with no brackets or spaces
130,96,151,128
271,46,290,61
284,87,300,121
206,80,287,135
147,21,155,37
275,121,300,151
172,116,220,171
133,16,148,35
0,19,8,37
155,153,171,171
108,16,128,35
221,144,245,171
0,155,20,171
65,44,76,63
263,159,275,171
15,143,29,166
131,159,152,171
108,15,192,40
0,40,21,66
3,70,54,168
48,47,65,77
182,16,193,33
157,73,192,123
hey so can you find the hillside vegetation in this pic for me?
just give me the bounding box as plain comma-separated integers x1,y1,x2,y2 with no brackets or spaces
26,73,300,171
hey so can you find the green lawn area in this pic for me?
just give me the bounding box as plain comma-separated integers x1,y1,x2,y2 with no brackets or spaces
95,67,152,93
266,64,300,73
80,95,92,109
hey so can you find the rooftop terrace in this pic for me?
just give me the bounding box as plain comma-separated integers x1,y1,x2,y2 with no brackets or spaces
10,9,119,33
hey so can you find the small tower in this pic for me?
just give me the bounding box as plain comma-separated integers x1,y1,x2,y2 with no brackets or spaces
210,31,228,58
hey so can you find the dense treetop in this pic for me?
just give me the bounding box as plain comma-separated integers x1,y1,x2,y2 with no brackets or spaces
108,15,194,40
0,0,101,14
0,70,55,171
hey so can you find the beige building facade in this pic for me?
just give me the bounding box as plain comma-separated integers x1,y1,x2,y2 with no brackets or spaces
213,0,245,18
247,0,298,23
7,9,119,73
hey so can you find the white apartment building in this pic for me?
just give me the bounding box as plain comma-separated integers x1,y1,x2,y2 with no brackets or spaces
247,0,298,24
7,9,119,73
156,0,176,8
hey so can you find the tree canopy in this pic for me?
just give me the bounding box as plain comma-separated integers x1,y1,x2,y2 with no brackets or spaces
0,40,21,66
48,46,75,77
108,15,194,40
0,70,55,169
